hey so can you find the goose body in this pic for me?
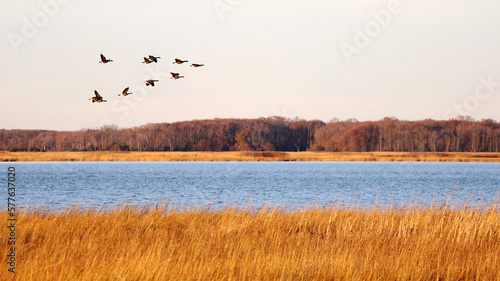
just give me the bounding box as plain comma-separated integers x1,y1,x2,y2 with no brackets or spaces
190,63,204,68
99,54,113,64
144,79,159,87
149,55,161,63
170,72,184,79
119,87,133,96
173,58,188,64
90,90,107,103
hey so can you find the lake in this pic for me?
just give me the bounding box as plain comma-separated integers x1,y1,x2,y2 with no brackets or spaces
3,162,499,211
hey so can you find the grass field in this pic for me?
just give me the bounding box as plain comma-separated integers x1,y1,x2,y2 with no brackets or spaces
2,151,500,162
2,204,499,280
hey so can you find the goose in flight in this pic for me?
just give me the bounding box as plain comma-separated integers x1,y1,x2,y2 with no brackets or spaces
170,72,184,79
190,63,204,68
90,90,107,103
173,58,188,64
144,79,159,87
119,87,133,96
149,55,161,63
143,57,152,64
99,54,113,64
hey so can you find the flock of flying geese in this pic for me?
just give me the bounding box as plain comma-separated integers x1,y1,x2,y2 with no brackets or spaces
89,54,204,103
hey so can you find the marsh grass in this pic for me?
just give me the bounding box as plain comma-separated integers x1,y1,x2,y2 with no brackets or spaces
2,151,500,162
1,202,500,280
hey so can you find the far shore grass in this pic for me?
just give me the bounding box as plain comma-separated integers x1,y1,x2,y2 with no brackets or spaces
1,151,500,162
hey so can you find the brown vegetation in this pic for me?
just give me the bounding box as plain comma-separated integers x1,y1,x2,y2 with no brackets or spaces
1,204,499,280
2,151,500,162
1,117,499,153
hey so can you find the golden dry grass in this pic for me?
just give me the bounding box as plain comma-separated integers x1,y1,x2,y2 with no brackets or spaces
2,151,500,162
1,204,500,280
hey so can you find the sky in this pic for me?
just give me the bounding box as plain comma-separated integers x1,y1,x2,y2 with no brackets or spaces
1,0,500,130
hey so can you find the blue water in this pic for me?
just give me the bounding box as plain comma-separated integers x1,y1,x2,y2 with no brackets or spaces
2,162,499,211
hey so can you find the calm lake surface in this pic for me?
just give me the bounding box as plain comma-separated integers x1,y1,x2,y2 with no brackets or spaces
3,162,500,211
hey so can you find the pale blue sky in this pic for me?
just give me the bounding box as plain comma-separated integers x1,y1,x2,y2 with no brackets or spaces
1,0,499,130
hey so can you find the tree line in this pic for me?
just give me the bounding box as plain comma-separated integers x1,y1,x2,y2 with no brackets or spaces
1,116,499,152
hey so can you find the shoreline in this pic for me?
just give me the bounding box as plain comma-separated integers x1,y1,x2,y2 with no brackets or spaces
2,151,500,162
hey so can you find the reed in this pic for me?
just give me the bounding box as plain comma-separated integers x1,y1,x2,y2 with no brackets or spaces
1,203,499,280
2,151,500,162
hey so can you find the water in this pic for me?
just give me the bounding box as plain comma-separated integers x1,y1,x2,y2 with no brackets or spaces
2,162,499,211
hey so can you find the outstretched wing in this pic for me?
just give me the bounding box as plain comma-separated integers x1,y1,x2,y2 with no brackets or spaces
100,54,106,61
94,90,101,98
122,87,129,94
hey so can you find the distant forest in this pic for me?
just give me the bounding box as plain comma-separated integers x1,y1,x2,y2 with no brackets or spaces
2,117,500,152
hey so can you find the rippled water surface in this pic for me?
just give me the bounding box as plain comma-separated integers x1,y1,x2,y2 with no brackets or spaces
3,162,499,210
